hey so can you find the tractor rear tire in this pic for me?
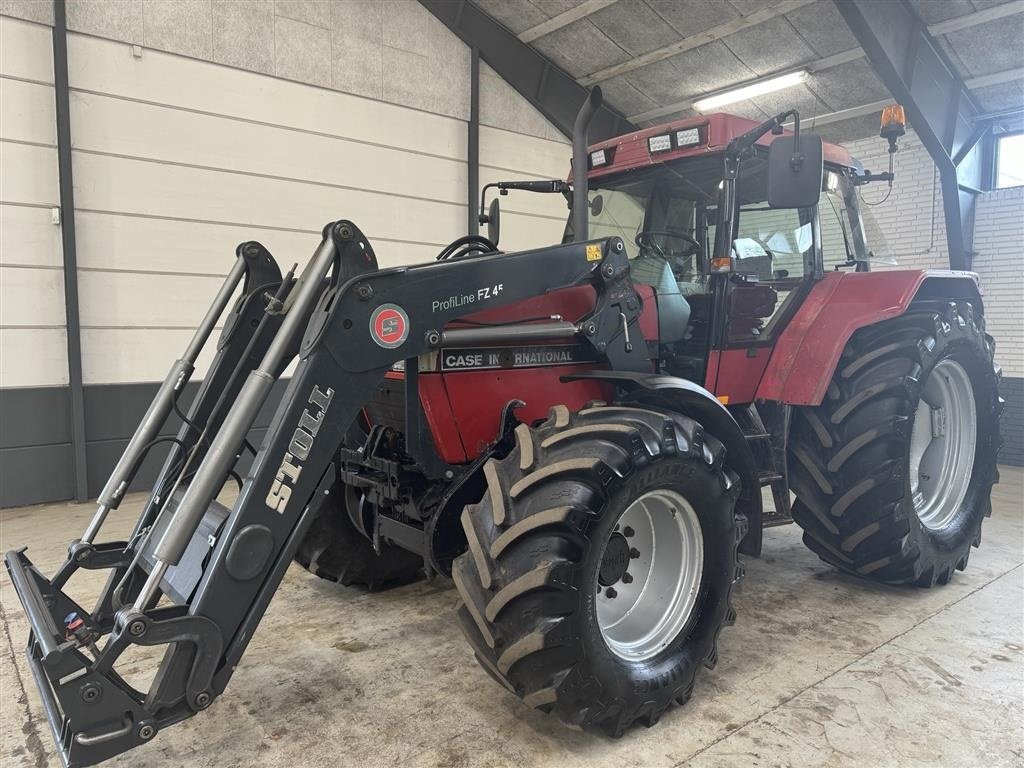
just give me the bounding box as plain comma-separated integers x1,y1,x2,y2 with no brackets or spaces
788,301,1001,587
453,403,745,736
295,481,424,591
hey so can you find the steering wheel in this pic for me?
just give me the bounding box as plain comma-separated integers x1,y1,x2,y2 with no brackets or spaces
635,229,701,259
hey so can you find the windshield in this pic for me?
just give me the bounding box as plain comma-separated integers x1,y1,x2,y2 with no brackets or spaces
564,153,816,295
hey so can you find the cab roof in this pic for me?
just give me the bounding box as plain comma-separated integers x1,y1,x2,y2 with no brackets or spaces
583,113,857,182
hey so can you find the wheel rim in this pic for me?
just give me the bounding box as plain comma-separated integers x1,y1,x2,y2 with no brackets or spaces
596,489,703,661
909,358,977,531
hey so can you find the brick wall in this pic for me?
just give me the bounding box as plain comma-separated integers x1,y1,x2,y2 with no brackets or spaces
843,130,1023,465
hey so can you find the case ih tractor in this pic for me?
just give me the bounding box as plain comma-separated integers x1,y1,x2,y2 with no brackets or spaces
6,89,1001,765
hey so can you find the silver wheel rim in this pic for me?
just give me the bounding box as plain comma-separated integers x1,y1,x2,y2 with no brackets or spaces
596,489,703,661
909,358,977,531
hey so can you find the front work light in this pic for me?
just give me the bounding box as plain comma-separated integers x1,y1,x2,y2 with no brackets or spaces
648,134,672,153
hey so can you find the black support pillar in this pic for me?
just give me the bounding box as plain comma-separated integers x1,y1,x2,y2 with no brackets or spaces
834,0,987,270
53,0,89,500
418,0,634,143
468,45,479,235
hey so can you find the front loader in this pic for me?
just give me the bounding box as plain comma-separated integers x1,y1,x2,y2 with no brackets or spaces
6,90,1001,765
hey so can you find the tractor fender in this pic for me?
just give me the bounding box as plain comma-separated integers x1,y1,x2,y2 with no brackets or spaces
756,269,983,407
563,371,763,557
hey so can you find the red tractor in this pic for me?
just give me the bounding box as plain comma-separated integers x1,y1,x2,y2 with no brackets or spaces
6,90,1001,765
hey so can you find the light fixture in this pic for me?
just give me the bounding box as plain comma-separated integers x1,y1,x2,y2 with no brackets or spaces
693,70,808,112
675,127,701,147
647,134,672,153
590,148,609,167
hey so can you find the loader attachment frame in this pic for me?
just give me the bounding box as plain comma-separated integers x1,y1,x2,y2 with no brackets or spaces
5,218,646,767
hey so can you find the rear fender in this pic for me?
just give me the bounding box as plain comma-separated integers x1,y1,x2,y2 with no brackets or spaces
564,371,763,557
757,269,983,406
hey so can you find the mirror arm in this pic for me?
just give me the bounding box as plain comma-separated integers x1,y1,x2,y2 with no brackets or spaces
727,109,800,159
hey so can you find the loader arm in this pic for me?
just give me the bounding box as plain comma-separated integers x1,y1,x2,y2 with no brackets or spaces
5,219,645,767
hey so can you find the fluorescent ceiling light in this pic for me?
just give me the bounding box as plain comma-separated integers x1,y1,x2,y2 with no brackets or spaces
693,70,807,112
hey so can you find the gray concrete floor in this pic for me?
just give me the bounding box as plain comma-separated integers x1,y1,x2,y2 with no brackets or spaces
2,469,1022,768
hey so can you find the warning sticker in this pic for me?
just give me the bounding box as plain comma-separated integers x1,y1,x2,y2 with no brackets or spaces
369,303,410,349
586,243,602,262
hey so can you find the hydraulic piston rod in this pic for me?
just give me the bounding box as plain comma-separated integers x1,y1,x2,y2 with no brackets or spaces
82,255,249,543
134,233,340,610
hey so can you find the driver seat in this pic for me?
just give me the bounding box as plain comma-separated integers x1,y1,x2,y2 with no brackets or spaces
631,258,690,344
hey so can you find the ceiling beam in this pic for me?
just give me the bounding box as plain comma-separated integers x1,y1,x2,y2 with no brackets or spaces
777,64,1024,131
417,0,634,143
926,0,1024,36
628,49,865,123
625,5,1024,124
835,0,986,270
786,98,892,128
518,0,620,44
965,67,1024,90
579,0,816,87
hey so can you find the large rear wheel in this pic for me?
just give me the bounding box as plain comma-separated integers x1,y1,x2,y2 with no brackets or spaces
295,479,424,590
788,301,1001,586
453,404,744,735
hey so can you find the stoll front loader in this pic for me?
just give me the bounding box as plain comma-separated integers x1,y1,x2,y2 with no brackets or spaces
6,89,1001,766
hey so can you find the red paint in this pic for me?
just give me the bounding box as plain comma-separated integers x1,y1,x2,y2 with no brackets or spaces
709,347,772,404
427,366,612,462
454,283,658,343
380,284,655,464
418,374,468,463
756,269,981,405
575,113,855,184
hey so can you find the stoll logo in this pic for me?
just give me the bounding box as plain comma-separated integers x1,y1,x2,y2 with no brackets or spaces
265,384,334,515
369,303,410,349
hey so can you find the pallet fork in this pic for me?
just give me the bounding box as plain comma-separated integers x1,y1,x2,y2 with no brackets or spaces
5,218,641,767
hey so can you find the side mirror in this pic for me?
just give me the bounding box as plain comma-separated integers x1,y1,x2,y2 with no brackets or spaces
768,134,823,209
589,193,604,217
486,197,500,246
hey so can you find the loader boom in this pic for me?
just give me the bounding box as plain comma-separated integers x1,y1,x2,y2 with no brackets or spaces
5,219,645,767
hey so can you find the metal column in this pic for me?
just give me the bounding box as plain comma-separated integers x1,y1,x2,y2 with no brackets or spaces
834,0,988,270
52,0,89,500
468,46,480,235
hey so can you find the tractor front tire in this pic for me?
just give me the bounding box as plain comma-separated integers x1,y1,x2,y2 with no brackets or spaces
788,301,1001,586
453,403,744,736
295,481,424,591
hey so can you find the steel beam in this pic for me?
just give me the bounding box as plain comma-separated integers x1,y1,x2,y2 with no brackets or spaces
417,0,633,143
834,0,987,270
52,0,88,501
580,0,816,86
468,45,479,235
519,0,620,44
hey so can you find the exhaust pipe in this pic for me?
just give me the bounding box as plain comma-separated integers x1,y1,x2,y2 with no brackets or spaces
572,86,603,242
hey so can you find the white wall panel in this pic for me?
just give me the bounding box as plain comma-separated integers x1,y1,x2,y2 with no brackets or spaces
0,16,53,83
0,142,59,204
77,271,233,328
0,328,68,387
498,211,568,254
0,203,62,267
0,265,64,325
71,151,464,248
81,328,219,384
0,77,55,145
66,33,466,161
68,91,466,206
479,125,569,179
0,18,65,390
74,210,435,276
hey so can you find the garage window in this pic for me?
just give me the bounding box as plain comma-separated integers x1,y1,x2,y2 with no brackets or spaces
994,132,1024,189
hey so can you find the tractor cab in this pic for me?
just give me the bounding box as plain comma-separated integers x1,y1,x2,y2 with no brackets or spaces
557,113,871,392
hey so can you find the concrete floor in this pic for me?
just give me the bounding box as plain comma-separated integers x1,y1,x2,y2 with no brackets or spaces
1,469,1022,768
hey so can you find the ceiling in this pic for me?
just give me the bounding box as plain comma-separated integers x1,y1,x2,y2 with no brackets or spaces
470,0,1024,144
